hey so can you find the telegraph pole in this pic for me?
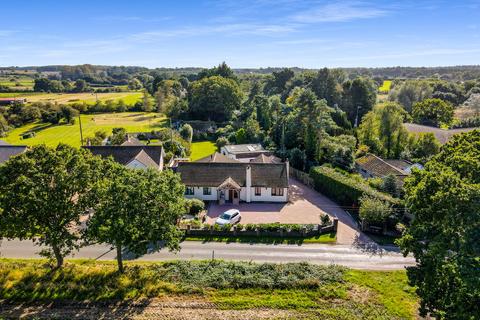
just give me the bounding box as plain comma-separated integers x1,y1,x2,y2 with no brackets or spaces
79,114,84,146
354,105,362,128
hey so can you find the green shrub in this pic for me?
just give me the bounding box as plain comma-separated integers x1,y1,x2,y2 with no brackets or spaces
309,165,401,207
359,195,392,225
185,198,205,216
321,214,331,226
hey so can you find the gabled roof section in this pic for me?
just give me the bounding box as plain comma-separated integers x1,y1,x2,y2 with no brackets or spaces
0,145,28,164
218,177,242,190
126,149,159,169
196,152,240,163
250,154,281,164
83,145,164,167
356,154,407,177
121,136,144,146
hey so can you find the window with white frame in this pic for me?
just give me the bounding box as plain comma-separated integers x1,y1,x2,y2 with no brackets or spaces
254,187,261,196
203,187,212,195
185,187,194,195
271,187,284,196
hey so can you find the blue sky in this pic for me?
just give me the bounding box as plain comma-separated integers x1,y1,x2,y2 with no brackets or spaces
1,0,479,68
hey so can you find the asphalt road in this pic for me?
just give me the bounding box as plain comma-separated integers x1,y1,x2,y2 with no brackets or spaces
0,239,415,270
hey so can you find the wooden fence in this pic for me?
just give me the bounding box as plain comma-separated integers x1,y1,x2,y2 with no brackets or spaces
289,167,314,188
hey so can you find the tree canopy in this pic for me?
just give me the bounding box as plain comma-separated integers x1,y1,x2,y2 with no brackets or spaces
0,144,109,268
188,75,243,122
86,167,185,272
412,98,454,127
398,130,480,319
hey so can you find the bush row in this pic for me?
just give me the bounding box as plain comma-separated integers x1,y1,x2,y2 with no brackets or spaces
309,165,402,208
182,221,331,232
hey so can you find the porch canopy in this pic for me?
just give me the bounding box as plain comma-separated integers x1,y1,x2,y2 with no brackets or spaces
217,176,241,190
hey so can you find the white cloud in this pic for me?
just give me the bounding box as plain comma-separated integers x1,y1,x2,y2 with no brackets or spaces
292,1,388,23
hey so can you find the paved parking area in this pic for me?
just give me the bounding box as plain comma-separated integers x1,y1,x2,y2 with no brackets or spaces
205,178,328,225
205,178,368,245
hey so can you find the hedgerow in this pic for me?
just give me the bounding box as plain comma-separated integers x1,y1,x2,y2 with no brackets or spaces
309,165,402,207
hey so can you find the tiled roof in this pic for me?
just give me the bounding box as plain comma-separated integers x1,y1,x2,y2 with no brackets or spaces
356,154,407,177
177,162,288,188
404,123,477,145
196,152,240,163
83,145,164,167
385,159,412,171
121,136,144,146
0,145,27,164
250,154,281,163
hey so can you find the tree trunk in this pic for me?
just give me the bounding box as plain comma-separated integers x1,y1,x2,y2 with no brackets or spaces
116,244,124,273
52,244,64,269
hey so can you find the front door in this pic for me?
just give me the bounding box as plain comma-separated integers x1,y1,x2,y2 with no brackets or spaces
228,189,234,203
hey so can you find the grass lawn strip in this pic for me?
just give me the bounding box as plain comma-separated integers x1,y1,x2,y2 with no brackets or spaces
183,232,336,244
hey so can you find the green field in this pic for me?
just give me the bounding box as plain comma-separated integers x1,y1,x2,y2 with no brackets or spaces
0,91,142,105
190,140,217,161
0,76,35,90
0,259,418,319
379,80,392,93
4,112,167,148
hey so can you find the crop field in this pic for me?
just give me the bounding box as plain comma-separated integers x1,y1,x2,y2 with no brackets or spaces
4,112,167,148
379,80,392,93
0,91,142,105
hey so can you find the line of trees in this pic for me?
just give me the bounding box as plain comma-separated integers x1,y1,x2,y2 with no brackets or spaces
0,145,186,272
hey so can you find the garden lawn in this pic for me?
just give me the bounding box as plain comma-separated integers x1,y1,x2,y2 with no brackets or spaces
0,259,419,319
4,112,167,148
190,141,217,161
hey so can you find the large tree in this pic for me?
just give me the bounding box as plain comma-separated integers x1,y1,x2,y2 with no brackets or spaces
398,130,480,319
341,77,377,124
358,102,409,158
188,75,243,122
86,167,186,272
412,98,454,127
0,144,107,268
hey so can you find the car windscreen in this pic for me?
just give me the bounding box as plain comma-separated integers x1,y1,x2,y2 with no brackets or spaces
220,213,232,220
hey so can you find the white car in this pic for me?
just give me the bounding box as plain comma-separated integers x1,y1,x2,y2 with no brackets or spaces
215,209,241,225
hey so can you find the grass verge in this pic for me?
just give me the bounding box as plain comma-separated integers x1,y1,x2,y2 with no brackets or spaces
0,259,418,319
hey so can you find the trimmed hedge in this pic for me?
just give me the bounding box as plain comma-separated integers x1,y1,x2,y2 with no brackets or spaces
309,165,402,208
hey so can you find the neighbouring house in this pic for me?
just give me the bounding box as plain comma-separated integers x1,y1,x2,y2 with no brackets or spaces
404,123,477,145
176,153,289,204
83,145,165,170
0,141,27,164
220,144,273,162
0,98,27,106
355,153,422,183
120,135,144,146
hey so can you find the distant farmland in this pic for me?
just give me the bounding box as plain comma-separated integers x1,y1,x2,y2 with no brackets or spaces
378,80,392,93
0,91,143,105
4,112,167,148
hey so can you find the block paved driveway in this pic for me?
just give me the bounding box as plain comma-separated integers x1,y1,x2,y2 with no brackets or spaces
205,178,371,245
